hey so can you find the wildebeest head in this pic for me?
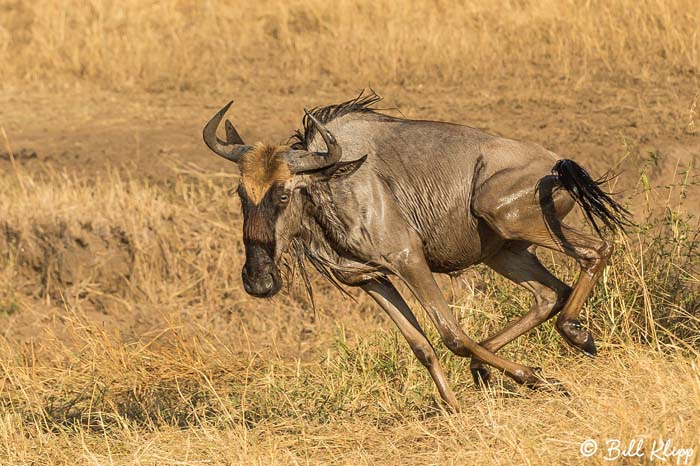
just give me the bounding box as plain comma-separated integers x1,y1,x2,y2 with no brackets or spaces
202,101,366,298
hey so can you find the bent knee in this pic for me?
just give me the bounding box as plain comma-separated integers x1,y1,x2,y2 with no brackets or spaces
534,285,571,318
580,240,614,269
534,288,558,318
600,240,614,259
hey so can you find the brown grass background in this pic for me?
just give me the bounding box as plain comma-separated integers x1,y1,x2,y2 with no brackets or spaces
3,0,699,91
1,1,699,464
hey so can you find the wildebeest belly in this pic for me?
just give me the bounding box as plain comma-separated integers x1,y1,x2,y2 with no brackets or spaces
421,214,503,273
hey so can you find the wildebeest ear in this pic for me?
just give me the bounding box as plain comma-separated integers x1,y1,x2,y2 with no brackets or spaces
316,154,368,180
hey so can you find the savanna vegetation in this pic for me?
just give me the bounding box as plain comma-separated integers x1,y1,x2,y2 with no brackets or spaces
0,0,698,464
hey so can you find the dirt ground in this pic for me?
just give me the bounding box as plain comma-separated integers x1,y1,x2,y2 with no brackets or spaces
3,77,698,189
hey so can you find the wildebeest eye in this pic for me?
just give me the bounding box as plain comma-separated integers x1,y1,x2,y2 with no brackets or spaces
279,193,290,204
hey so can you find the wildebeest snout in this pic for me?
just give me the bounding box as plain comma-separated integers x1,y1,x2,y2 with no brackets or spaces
241,246,282,297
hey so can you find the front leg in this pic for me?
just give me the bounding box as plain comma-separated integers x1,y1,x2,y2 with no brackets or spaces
390,246,565,391
361,277,460,411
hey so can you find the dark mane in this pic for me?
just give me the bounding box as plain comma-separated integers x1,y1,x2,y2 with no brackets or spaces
286,90,385,302
290,89,384,149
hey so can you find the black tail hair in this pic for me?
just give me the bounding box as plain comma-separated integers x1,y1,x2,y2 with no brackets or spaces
552,159,633,235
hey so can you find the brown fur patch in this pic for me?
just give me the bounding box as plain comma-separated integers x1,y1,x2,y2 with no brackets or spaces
240,144,292,205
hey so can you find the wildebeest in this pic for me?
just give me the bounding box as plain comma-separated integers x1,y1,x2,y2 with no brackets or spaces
202,91,631,411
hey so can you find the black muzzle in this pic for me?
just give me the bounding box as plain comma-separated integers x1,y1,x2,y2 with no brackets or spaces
241,246,282,297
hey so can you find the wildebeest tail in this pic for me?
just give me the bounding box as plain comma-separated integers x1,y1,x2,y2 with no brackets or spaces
552,159,633,235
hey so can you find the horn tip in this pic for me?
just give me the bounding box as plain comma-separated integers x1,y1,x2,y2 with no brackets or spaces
219,100,234,114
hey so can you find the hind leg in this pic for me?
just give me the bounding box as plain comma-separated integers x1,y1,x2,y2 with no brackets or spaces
548,227,612,355
470,245,571,385
483,222,612,356
475,173,613,356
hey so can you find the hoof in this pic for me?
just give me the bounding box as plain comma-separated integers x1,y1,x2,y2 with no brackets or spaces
470,364,491,387
556,319,597,357
524,368,570,397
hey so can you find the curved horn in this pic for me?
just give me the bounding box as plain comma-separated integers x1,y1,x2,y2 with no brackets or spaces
286,110,343,173
203,101,252,163
225,119,244,145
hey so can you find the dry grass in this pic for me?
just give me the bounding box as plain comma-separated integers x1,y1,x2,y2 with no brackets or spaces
1,323,698,464
1,0,698,92
1,1,699,463
0,159,698,464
